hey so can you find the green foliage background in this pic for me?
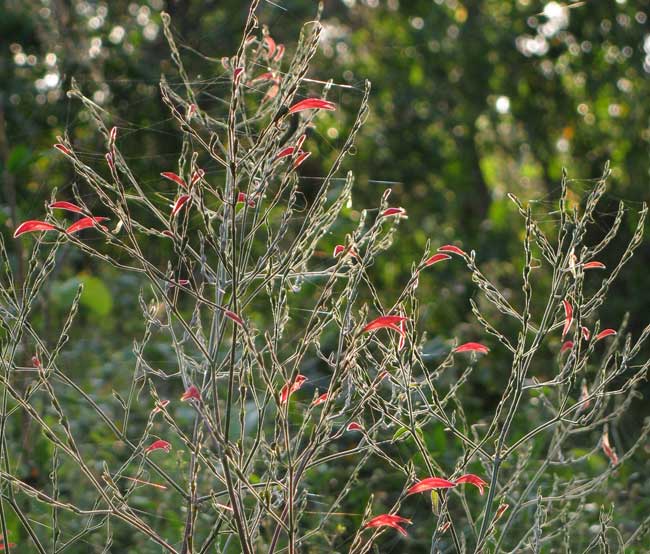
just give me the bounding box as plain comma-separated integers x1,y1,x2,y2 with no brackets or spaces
1,0,650,551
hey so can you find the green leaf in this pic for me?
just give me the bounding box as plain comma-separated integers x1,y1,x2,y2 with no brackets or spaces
431,490,439,515
79,275,113,317
392,426,409,443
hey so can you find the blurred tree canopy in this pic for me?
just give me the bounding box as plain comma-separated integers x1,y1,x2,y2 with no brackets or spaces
1,0,650,550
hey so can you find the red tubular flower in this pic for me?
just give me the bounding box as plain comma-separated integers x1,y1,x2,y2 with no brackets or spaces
191,169,204,186
347,422,363,432
233,67,244,84
577,382,590,412
263,35,276,58
595,329,616,341
601,429,618,465
398,318,406,351
454,474,488,495
66,217,109,235
170,195,191,217
364,514,412,536
13,220,57,238
288,98,336,114
560,340,574,353
424,253,451,267
438,521,451,533
50,201,84,213
224,309,244,327
32,356,41,368
312,393,329,406
152,399,170,414
251,72,275,83
454,342,489,354
406,476,456,496
109,126,118,145
161,171,187,189
186,104,196,120
145,439,171,454
581,326,591,341
54,143,72,155
181,385,201,402
361,315,408,336
105,152,115,171
280,374,307,404
274,44,285,61
380,207,407,218
237,192,256,207
495,504,509,521
562,299,573,339
438,244,467,257
275,146,296,159
293,151,311,168
583,261,606,270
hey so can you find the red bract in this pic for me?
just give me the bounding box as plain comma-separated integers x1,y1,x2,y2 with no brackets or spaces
237,192,256,207
424,253,451,267
66,217,109,235
454,342,489,354
280,375,307,404
438,244,467,257
583,261,606,270
454,474,488,495
380,207,407,218
161,172,187,189
145,439,171,454
406,476,455,496
364,514,412,536
171,195,190,217
13,220,56,238
347,422,363,432
50,201,84,213
224,309,244,327
361,315,408,336
181,385,201,402
560,340,574,353
312,393,329,406
288,98,336,114
601,429,618,465
562,299,573,339
581,327,591,341
595,329,617,341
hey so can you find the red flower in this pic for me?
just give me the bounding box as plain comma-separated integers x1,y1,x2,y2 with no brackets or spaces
595,329,616,341
170,195,191,217
224,309,244,327
251,72,276,83
347,422,363,432
66,217,109,235
453,474,488,495
454,342,489,354
364,514,412,536
191,169,204,186
583,261,606,270
275,146,296,159
54,143,72,156
263,35,276,58
406,476,455,496
562,299,573,339
274,44,285,61
233,67,244,84
312,393,329,406
581,326,591,341
160,171,187,189
145,439,171,454
105,152,115,171
601,429,618,465
293,151,311,168
438,244,467,257
577,382,590,412
13,220,57,238
152,399,170,415
237,192,256,207
361,315,408,336
280,374,307,404
181,385,201,402
424,253,451,266
560,340,574,353
288,98,336,114
380,207,407,218
109,126,118,144
495,503,509,521
49,201,84,214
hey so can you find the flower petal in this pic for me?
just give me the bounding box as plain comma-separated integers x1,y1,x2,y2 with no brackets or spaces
560,340,574,353
181,385,201,402
601,429,618,465
562,299,573,339
224,309,244,327
280,375,307,404
346,422,363,432
381,207,407,218
171,194,191,217
581,326,591,341
438,244,467,257
362,315,408,335
453,474,488,495
365,514,412,536
13,220,57,238
595,329,616,341
145,439,171,454
583,261,606,270
312,393,329,406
